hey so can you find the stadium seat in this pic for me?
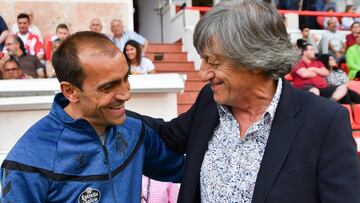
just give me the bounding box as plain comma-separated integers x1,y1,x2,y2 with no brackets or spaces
342,104,355,128
351,104,360,130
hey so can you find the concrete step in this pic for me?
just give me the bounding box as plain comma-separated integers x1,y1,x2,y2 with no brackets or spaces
145,52,188,62
154,62,195,71
147,43,182,53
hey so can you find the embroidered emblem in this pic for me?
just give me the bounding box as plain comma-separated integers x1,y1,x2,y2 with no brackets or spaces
115,132,128,155
78,187,101,203
75,153,87,171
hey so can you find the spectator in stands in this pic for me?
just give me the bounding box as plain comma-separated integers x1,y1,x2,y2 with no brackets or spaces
346,22,360,48
109,19,148,55
0,16,9,51
124,40,155,75
341,5,357,30
89,18,103,33
346,35,360,80
319,17,346,61
11,9,42,41
2,59,29,79
299,24,319,54
323,7,340,29
141,176,179,203
318,54,349,86
277,0,300,10
300,0,321,29
129,1,360,202
14,13,44,61
292,43,357,103
46,38,61,78
45,23,70,62
314,0,337,11
318,53,360,103
1,35,45,78
1,31,184,202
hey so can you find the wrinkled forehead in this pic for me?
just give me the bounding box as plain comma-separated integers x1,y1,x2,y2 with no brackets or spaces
199,36,221,57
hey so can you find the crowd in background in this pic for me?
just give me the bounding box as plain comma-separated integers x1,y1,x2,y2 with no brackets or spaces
0,10,156,80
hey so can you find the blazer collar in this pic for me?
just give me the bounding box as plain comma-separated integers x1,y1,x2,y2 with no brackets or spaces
252,80,302,203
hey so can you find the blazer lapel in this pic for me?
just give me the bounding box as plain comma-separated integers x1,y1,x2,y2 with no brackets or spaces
252,81,302,203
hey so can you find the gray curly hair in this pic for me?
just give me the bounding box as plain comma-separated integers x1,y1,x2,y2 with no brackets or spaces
193,0,300,79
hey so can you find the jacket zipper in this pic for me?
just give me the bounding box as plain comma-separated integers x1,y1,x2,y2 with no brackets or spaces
102,144,118,203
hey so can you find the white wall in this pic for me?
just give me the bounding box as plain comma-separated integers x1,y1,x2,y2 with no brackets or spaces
0,74,185,152
137,0,162,42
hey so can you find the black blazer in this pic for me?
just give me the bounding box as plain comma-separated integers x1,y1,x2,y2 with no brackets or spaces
130,80,360,203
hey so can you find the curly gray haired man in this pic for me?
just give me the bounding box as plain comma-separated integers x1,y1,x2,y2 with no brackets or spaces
129,0,360,202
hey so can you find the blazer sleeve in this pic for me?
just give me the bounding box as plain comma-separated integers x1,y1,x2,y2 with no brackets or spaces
318,107,360,202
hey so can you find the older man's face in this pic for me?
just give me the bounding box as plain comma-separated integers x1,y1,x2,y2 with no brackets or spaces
111,21,123,36
3,61,22,79
328,18,337,32
199,50,263,106
90,19,102,33
5,37,18,56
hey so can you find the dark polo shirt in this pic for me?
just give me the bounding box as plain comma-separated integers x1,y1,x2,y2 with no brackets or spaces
14,54,44,78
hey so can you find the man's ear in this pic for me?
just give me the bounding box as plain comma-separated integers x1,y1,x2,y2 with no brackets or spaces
60,81,80,103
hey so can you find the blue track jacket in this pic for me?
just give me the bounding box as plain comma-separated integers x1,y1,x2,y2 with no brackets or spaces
1,93,184,203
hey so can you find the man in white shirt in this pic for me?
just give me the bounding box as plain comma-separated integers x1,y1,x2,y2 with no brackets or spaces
11,9,42,42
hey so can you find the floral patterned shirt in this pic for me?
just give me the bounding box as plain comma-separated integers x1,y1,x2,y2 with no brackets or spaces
200,79,282,203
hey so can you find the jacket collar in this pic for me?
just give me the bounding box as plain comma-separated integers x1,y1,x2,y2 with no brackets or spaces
49,93,104,135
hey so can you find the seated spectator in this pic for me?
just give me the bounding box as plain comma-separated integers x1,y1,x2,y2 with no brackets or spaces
13,13,44,61
44,23,70,62
2,59,31,79
341,5,357,30
124,40,155,75
291,43,358,104
318,54,349,86
299,24,319,54
11,9,42,41
109,19,148,55
323,8,340,29
346,22,360,49
314,0,337,11
141,176,179,203
1,35,45,78
0,16,9,51
89,18,103,33
277,0,300,10
346,35,360,80
318,17,346,61
45,38,61,78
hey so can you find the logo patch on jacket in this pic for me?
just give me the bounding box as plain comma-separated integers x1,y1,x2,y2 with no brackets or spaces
75,153,87,171
78,187,101,203
115,132,128,155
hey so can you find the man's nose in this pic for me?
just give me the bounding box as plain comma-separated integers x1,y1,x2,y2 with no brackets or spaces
199,60,215,82
115,82,131,101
